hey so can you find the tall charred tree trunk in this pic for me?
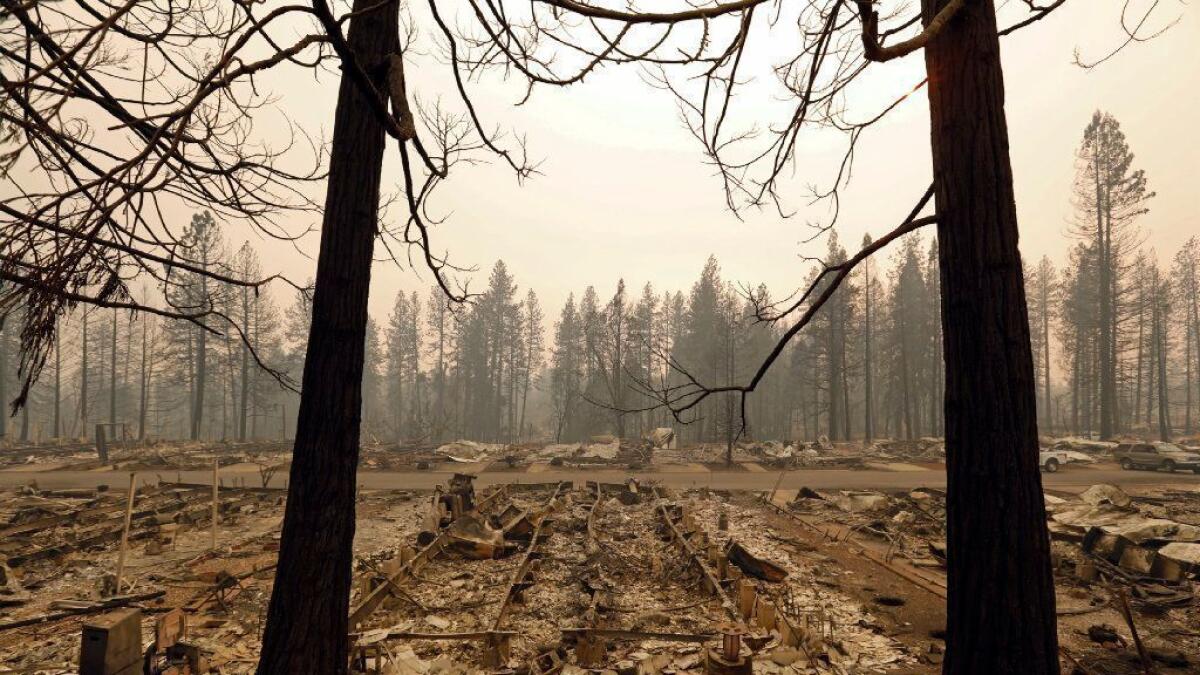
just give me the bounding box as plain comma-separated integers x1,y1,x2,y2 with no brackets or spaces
898,312,913,440
841,344,851,440
827,306,844,441
138,318,149,441
395,354,404,443
434,303,446,442
922,0,1058,671
1186,319,1193,435
1134,276,1144,429
0,321,7,440
1040,274,1051,434
110,309,117,424
1154,284,1169,441
53,330,61,439
863,254,874,442
1192,282,1200,435
239,286,250,441
256,0,397,669
192,320,207,441
1146,326,1155,427
251,308,261,439
19,383,29,441
1070,332,1080,435
1095,154,1116,439
81,309,89,439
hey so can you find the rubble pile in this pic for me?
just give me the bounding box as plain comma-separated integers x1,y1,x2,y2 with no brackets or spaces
863,439,945,464
0,439,296,474
687,494,913,670
657,438,868,470
1044,484,1200,673
4,467,1196,673
787,487,948,569
19,433,1197,478
784,482,1200,673
345,482,918,673
0,482,427,673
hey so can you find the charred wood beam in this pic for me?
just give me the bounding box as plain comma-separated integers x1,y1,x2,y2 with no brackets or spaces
354,629,518,641
652,488,747,631
572,481,608,666
762,501,947,599
347,484,510,629
0,591,166,632
766,500,1102,666
651,499,824,658
506,482,570,493
6,491,260,567
489,482,567,632
562,627,717,643
585,481,603,555
0,484,200,539
473,482,568,669
157,480,289,494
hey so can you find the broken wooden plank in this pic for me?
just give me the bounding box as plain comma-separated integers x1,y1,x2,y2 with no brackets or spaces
561,627,716,643
652,488,747,631
358,629,518,642
0,591,165,632
347,485,510,629
490,483,567,632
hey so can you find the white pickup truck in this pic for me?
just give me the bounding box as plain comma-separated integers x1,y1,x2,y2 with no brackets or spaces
1039,449,1071,473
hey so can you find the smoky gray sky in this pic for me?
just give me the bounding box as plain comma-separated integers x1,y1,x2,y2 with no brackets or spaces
214,1,1200,321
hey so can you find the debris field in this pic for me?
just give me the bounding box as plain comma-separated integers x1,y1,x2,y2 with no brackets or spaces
1,455,1198,674
1,433,1151,477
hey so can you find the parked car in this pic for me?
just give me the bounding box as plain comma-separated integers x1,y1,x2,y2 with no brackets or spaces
1039,449,1070,473
1114,442,1200,474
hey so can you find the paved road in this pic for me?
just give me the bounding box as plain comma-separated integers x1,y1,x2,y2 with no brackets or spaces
2,465,1197,493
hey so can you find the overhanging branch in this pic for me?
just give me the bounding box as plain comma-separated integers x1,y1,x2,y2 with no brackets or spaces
856,0,964,62
639,182,936,421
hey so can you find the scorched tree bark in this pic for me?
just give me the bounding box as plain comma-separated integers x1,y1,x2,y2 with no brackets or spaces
256,0,399,670
922,0,1059,672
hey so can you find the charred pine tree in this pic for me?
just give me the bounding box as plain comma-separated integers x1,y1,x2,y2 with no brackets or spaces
109,309,117,425
862,234,875,442
138,318,150,441
255,0,399,669
0,316,7,440
1071,112,1152,439
53,330,61,439
922,0,1058,670
1150,264,1171,441
1175,238,1200,434
80,309,89,439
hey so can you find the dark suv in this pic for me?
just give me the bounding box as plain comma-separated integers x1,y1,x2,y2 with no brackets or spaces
1114,442,1200,474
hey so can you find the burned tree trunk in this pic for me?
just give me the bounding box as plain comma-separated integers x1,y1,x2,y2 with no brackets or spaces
255,0,398,670
922,0,1059,672
54,331,61,439
1153,277,1170,441
191,323,206,440
863,242,874,442
138,318,149,441
81,309,89,439
110,309,117,424
1041,271,1052,433
0,320,7,439
239,285,250,441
